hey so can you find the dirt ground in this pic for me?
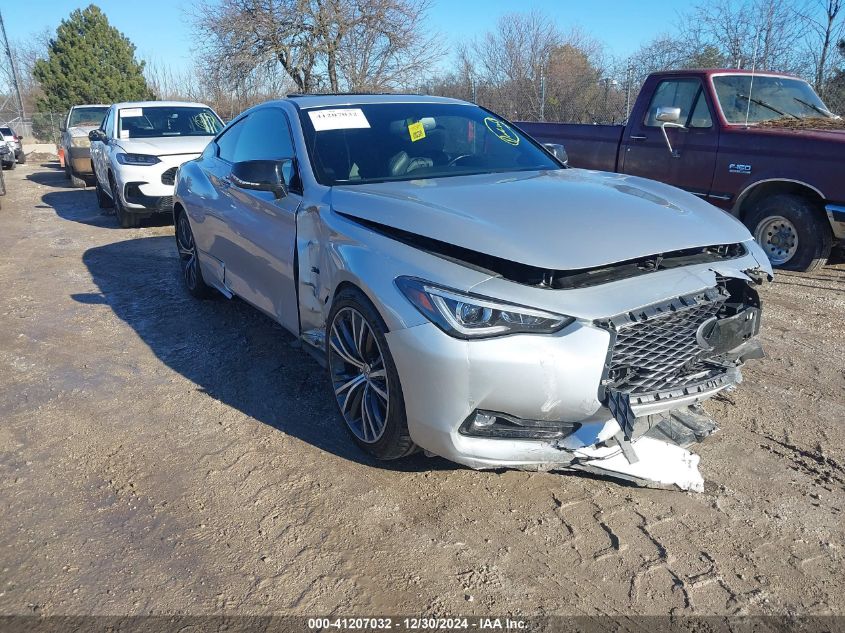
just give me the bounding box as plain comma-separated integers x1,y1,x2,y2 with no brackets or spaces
0,161,844,618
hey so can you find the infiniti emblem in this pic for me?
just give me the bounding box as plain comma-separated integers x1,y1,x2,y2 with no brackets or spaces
695,317,718,351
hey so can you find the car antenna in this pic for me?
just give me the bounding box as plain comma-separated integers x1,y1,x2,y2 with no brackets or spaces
744,28,761,127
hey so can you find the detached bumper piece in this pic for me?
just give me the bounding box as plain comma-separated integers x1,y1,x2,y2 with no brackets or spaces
568,405,719,493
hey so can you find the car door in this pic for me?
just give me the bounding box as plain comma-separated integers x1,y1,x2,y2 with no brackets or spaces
215,107,302,333
620,78,719,198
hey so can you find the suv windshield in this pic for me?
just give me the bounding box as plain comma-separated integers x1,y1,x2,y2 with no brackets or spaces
713,75,836,123
118,106,223,139
69,106,108,127
299,102,561,185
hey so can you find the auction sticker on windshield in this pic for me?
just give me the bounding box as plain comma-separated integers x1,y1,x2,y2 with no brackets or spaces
120,108,143,118
309,108,371,131
484,117,519,146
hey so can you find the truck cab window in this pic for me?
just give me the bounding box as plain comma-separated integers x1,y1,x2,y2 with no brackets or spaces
644,79,712,128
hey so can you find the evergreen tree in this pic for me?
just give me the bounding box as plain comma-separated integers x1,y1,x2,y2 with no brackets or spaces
33,4,153,112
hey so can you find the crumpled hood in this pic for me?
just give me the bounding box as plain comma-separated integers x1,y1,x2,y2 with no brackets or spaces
331,169,753,270
115,135,212,157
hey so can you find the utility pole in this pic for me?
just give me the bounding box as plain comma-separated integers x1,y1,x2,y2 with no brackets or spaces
539,73,546,122
0,9,26,122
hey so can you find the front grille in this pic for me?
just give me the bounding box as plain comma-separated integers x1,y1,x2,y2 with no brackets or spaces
604,288,728,395
161,167,177,185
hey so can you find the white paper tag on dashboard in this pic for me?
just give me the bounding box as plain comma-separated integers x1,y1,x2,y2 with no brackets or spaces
120,108,143,118
308,108,370,131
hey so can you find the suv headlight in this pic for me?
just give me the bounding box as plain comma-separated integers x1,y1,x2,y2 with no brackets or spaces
116,153,161,166
70,136,90,148
396,277,573,339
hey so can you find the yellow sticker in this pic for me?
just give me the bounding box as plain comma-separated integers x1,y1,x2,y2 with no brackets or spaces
484,117,520,146
408,121,426,142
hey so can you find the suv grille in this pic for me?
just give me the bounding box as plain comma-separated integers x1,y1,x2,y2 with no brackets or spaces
161,167,177,185
604,288,728,395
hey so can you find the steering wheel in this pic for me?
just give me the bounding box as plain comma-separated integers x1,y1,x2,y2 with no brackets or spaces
447,154,473,167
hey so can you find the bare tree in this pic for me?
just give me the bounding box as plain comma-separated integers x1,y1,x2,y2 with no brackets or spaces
192,0,442,94
798,0,844,95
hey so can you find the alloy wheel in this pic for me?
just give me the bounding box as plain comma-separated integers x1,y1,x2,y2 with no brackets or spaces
328,307,390,444
754,215,798,266
176,213,199,290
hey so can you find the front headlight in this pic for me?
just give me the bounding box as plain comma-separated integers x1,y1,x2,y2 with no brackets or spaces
116,153,161,166
70,136,90,148
396,276,574,339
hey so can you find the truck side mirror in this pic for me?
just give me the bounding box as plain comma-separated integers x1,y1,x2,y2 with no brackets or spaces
655,106,681,123
654,107,685,158
543,143,569,167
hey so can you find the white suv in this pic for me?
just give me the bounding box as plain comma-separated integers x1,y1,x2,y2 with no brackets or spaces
89,101,223,227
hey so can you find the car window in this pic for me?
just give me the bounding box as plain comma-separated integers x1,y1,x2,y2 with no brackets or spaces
117,106,223,139
299,102,560,186
230,108,296,163
688,91,713,128
215,117,248,162
644,79,700,127
0,127,12,136
101,108,114,138
68,107,108,127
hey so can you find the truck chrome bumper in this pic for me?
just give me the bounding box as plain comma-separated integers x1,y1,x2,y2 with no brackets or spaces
826,204,845,240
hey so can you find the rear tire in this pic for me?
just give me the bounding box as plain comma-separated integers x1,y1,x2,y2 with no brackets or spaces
326,287,416,460
746,194,832,272
16,152,25,165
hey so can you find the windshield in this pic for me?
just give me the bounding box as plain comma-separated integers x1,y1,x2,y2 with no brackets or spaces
118,106,223,139
298,102,561,185
0,127,13,137
713,75,835,124
69,107,108,127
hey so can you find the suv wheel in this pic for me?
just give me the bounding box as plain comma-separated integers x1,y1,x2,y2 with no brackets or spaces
111,176,139,228
95,177,113,210
326,288,416,460
746,194,832,272
16,151,25,165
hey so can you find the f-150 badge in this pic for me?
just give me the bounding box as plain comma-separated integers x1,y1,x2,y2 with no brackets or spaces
729,163,752,174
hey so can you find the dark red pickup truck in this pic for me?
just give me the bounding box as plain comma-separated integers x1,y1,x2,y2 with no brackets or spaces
519,69,845,271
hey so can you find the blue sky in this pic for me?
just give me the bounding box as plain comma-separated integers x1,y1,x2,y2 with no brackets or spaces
3,0,667,73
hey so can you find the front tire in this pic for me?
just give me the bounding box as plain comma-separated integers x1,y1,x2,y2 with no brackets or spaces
16,152,25,165
746,194,832,272
111,176,139,228
95,178,113,209
326,288,416,460
175,209,212,299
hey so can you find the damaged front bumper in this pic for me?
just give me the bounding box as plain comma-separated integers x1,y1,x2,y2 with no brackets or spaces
386,266,767,493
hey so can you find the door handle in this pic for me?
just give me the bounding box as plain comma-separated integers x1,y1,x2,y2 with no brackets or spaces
630,135,647,141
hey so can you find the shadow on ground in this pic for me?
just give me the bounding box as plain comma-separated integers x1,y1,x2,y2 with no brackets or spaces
36,167,172,229
77,234,454,472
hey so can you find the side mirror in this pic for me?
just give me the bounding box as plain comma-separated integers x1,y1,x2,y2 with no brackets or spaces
654,107,685,158
88,129,106,143
543,143,569,166
230,159,292,199
655,106,681,123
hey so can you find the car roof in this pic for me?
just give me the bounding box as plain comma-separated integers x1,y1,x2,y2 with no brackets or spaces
72,104,110,108
111,101,213,109
651,68,802,80
279,93,472,109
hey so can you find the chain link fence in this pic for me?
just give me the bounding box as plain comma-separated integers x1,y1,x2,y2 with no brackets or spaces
0,110,66,145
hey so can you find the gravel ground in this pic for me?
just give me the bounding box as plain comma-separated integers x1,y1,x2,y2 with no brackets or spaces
0,162,844,617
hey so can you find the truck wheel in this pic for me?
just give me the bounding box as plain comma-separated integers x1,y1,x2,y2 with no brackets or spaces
16,152,25,165
746,194,832,272
326,287,417,460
